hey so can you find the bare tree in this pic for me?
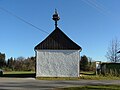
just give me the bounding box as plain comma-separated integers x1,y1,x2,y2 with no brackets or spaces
106,38,120,63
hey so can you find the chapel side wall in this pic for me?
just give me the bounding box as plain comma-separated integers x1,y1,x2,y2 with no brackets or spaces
36,50,80,77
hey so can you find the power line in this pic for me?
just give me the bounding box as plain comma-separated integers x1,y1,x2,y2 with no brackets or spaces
0,6,49,34
81,0,109,16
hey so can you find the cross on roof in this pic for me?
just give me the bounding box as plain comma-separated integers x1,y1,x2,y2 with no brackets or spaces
52,9,60,29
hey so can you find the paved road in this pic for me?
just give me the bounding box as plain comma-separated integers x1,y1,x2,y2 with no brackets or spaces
0,78,120,90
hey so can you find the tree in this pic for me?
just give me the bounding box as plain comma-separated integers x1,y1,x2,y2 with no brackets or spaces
106,38,120,63
0,52,6,68
7,57,15,70
80,55,89,71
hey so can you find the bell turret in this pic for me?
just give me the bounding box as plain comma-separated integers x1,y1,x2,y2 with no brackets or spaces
52,9,60,29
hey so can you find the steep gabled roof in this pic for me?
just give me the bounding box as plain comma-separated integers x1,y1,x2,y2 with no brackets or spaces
35,27,82,50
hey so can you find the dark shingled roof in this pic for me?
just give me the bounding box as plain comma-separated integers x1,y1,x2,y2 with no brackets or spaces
35,27,82,50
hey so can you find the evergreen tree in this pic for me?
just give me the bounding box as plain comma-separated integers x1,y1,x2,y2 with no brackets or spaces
80,55,88,71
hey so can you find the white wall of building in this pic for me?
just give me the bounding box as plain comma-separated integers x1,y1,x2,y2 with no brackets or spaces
36,50,80,77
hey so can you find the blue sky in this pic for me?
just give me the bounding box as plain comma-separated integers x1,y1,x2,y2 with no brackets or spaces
0,0,120,61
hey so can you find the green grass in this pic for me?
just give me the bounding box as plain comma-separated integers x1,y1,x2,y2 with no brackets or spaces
36,77,80,80
36,75,120,80
36,71,120,80
80,75,120,80
2,71,35,78
37,71,120,80
55,85,120,90
3,71,35,74
2,71,120,80
80,71,120,80
80,71,95,75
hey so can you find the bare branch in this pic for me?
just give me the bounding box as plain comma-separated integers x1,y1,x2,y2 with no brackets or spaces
106,38,120,63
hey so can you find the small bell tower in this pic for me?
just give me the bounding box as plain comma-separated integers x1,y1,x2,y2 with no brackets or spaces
52,9,60,29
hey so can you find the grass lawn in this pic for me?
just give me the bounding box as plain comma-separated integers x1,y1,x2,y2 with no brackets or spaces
80,71,95,75
80,71,120,80
3,71,35,74
36,77,80,80
55,85,120,90
80,74,120,80
2,71,120,80
2,71,35,78
36,71,120,80
36,76,120,80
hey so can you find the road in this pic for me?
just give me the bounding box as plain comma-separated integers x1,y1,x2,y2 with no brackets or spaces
0,78,120,90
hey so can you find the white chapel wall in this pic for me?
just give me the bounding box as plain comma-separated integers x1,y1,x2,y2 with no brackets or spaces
36,50,80,77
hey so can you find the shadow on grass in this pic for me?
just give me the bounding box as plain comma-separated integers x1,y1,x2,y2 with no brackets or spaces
1,73,36,78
